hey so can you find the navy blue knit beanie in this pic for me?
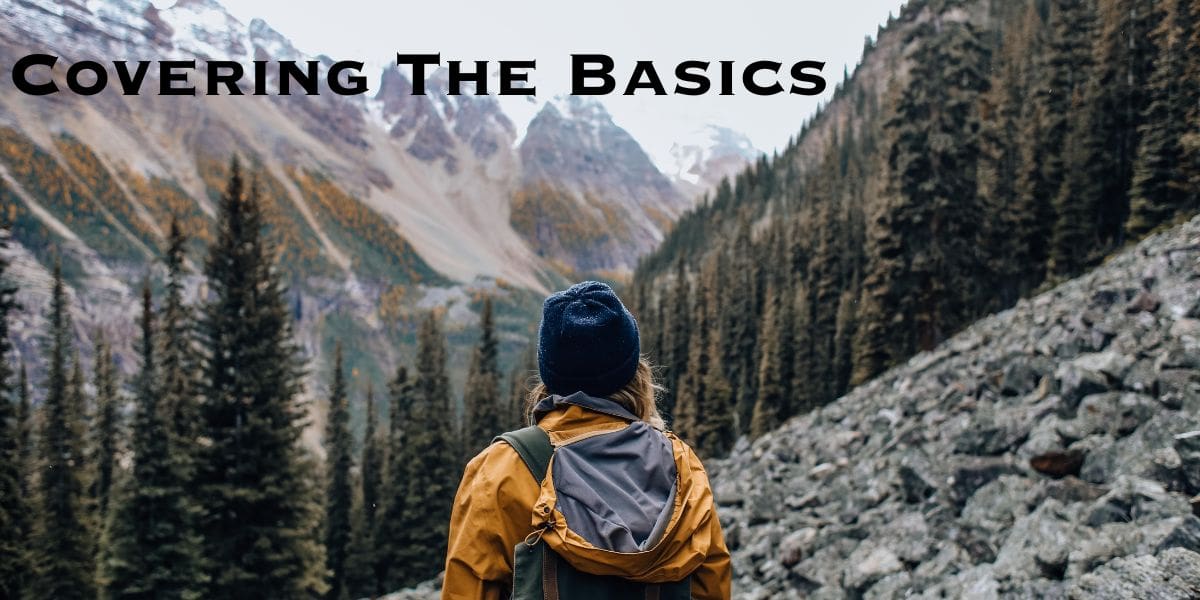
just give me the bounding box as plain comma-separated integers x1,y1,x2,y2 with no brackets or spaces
538,281,640,397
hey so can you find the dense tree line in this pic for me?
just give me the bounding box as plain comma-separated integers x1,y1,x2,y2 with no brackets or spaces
0,158,526,598
633,0,1200,457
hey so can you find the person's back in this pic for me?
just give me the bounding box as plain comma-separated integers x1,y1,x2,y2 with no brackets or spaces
443,281,731,600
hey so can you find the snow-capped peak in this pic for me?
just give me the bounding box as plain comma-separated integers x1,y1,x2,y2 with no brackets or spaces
247,18,301,62
667,125,759,191
159,0,249,61
528,95,617,150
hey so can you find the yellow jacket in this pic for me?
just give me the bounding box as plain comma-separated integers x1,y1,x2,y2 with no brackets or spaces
442,398,732,600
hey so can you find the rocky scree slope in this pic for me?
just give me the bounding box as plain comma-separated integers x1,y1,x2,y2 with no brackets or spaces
710,215,1200,599
379,217,1200,600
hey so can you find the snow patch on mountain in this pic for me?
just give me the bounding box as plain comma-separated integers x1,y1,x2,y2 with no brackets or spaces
668,125,758,184
665,124,760,199
246,17,300,61
159,0,250,60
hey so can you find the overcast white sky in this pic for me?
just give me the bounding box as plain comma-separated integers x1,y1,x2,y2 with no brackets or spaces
199,0,905,167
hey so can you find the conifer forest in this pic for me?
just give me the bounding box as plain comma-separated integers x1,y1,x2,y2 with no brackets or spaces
0,159,521,598
0,0,1198,598
631,0,1200,458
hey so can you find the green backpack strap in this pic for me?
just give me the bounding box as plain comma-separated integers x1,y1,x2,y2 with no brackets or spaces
494,425,553,483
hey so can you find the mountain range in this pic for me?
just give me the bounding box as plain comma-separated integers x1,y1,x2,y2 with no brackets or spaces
0,0,757,402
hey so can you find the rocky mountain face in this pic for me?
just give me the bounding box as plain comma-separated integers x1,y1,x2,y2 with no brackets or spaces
713,216,1200,599
373,67,517,173
0,0,714,399
513,97,691,274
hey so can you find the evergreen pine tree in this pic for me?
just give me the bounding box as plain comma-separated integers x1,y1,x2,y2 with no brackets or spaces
16,363,31,496
699,346,735,455
774,231,799,410
343,482,371,600
809,166,845,407
359,384,381,534
161,219,201,468
1183,0,1200,202
16,362,31,504
662,258,690,423
853,16,989,382
324,344,354,600
1048,0,1102,276
700,252,734,453
725,218,759,435
393,313,459,585
90,336,120,523
14,359,32,572
31,260,96,599
750,282,785,438
671,265,706,444
978,2,1041,306
831,288,857,397
103,284,206,599
14,362,33,596
195,159,326,597
155,218,207,596
1050,89,1104,276
346,384,381,598
1127,0,1197,235
67,351,88,485
462,297,501,458
791,280,818,407
1088,0,1158,244
673,254,735,456
0,227,28,599
852,171,907,385
375,365,414,591
1016,0,1092,280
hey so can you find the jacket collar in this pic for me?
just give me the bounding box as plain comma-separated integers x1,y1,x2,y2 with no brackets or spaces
532,391,639,423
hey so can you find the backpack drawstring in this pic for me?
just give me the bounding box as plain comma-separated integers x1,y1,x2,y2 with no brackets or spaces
524,527,547,547
524,514,554,547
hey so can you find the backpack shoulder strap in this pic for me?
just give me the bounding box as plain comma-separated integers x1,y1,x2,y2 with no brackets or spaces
494,425,553,484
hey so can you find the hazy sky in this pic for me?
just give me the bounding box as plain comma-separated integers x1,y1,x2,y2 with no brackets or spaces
199,0,906,167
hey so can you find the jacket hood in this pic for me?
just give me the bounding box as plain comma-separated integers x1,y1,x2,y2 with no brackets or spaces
531,393,722,583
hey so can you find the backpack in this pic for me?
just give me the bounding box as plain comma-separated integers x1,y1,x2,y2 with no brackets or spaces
495,425,693,600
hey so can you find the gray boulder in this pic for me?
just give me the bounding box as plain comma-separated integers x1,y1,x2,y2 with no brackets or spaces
1069,548,1200,599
